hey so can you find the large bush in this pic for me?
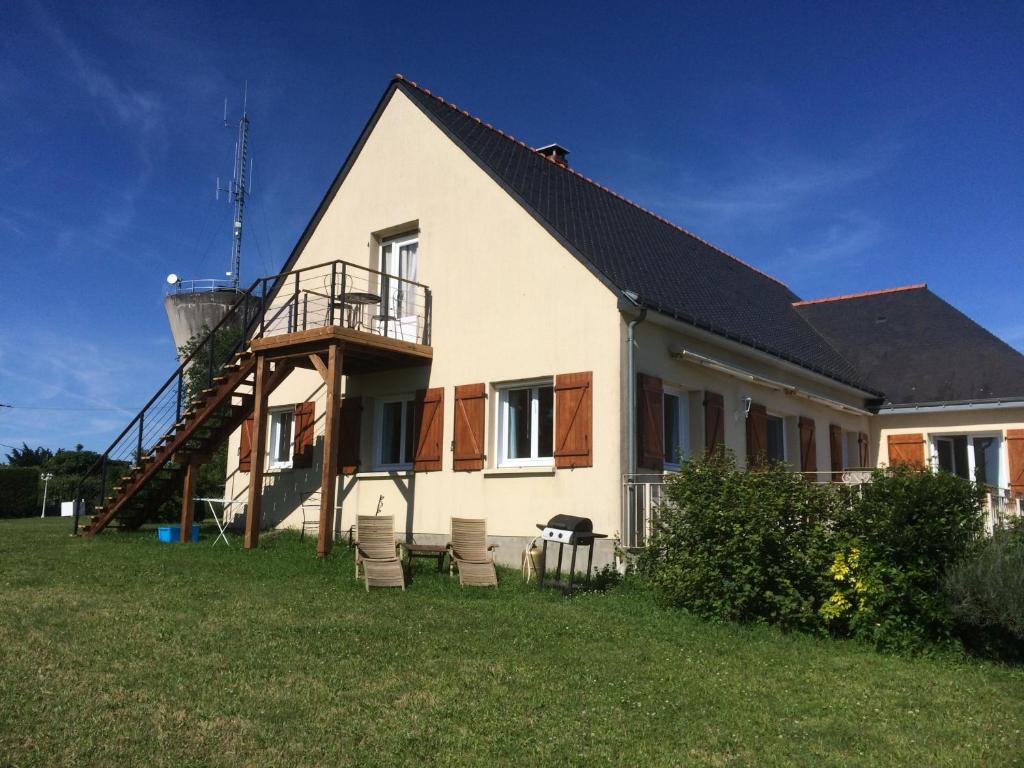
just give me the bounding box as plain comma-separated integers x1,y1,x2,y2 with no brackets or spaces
638,452,837,632
945,519,1024,662
824,467,985,652
639,455,987,654
0,466,40,517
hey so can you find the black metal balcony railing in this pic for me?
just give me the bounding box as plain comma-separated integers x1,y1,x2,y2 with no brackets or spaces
76,259,431,521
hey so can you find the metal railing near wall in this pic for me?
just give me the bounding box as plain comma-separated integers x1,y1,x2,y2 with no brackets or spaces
621,469,1023,549
76,258,432,527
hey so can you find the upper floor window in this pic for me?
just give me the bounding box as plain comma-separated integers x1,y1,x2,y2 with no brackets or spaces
374,395,416,470
379,234,419,341
268,408,295,469
497,381,553,467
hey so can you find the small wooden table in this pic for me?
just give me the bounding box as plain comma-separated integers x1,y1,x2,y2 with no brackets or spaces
401,542,447,583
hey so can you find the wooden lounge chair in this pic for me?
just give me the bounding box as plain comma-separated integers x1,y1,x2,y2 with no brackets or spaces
448,517,498,587
355,515,404,591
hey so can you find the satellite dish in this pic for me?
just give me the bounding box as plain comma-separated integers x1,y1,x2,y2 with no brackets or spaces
166,273,179,285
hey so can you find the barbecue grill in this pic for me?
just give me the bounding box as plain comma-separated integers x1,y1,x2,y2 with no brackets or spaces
536,514,607,595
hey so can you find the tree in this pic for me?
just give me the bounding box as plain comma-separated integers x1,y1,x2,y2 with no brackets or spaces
5,443,53,467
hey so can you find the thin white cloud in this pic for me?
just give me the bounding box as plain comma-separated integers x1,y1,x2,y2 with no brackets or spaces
665,142,900,227
779,211,884,268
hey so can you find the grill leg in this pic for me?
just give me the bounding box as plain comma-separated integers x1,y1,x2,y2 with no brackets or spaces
555,541,564,583
567,542,578,595
585,540,595,588
539,540,548,589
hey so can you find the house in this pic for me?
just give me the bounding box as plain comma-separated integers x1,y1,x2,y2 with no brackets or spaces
81,76,1024,559
795,284,1024,497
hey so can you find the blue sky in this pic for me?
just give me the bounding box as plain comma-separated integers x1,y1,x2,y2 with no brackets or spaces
2,0,1022,453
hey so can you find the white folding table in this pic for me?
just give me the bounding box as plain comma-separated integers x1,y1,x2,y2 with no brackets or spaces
197,497,246,546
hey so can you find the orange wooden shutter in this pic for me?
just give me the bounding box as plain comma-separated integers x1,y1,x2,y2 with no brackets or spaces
704,391,725,455
453,383,486,471
637,373,664,471
238,415,254,472
745,403,767,467
554,372,593,469
887,433,925,468
798,417,817,474
292,401,315,469
338,396,362,475
414,387,444,472
858,431,870,468
829,424,843,481
1006,429,1024,496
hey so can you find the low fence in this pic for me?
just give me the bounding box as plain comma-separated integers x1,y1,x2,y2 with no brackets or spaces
621,470,1022,549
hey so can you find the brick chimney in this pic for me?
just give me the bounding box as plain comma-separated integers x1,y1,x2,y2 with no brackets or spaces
536,143,570,168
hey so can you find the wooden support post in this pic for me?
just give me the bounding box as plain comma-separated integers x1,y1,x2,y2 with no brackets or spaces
245,356,271,550
179,459,199,543
318,342,343,558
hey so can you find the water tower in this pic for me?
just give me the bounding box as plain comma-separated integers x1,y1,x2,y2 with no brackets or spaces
164,89,257,359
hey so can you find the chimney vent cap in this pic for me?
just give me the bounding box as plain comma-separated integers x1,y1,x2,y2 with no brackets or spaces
535,143,570,166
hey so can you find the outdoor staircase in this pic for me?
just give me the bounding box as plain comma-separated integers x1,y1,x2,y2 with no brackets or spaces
82,352,258,535
78,256,433,536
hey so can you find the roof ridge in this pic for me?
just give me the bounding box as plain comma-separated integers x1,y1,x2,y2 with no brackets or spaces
392,74,790,291
792,284,927,307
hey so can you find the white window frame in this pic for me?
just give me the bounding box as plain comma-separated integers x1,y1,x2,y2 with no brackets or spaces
765,412,787,464
267,407,296,470
929,431,1005,488
373,394,416,471
496,378,554,468
663,388,689,471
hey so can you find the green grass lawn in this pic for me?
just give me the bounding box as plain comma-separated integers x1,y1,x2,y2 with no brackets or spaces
1,518,1022,767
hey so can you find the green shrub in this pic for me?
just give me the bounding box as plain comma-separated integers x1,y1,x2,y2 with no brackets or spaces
825,467,985,653
638,452,837,632
639,456,987,655
0,466,40,517
945,519,1024,662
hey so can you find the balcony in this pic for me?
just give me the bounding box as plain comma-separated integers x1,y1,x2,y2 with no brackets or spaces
249,259,432,374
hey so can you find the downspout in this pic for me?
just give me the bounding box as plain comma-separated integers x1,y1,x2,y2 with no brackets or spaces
620,291,646,553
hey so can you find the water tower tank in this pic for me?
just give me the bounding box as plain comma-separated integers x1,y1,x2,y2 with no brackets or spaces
163,278,250,360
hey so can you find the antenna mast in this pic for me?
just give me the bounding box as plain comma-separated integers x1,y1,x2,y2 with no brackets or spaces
222,83,251,290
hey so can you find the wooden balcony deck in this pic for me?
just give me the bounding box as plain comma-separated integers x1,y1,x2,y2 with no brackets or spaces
249,324,432,375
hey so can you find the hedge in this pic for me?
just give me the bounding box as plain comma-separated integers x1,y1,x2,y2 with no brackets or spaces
0,466,40,517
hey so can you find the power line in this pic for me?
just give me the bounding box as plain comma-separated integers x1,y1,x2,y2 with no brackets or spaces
0,404,138,412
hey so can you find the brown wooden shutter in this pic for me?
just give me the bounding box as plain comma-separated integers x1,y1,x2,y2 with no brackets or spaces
829,424,843,481
338,396,362,475
798,417,817,474
554,371,593,469
704,391,725,455
745,403,768,467
858,431,870,468
292,401,315,468
238,415,254,472
1006,429,1024,496
413,387,444,472
887,433,925,468
637,373,664,471
453,383,486,471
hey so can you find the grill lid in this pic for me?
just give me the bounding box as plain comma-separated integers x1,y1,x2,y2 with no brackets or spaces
543,514,593,533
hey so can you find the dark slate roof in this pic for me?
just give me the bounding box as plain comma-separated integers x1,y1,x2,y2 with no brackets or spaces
795,285,1024,406
394,78,876,394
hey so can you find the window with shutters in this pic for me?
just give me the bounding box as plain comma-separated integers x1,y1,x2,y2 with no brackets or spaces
496,379,554,467
268,408,295,470
663,390,689,469
373,395,417,470
766,414,786,463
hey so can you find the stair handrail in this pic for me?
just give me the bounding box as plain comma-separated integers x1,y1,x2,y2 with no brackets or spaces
75,277,264,510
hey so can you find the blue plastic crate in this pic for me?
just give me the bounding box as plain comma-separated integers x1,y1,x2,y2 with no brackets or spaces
157,524,200,543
